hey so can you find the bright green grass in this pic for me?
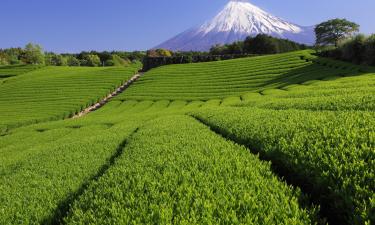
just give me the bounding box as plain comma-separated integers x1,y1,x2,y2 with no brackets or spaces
0,64,140,134
235,72,375,111
0,101,204,224
1,51,374,225
191,108,375,225
0,120,140,224
0,101,316,224
65,115,314,225
119,50,360,101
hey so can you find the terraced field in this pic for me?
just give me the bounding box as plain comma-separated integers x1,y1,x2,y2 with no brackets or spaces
0,51,374,225
0,64,141,134
119,50,363,101
0,64,43,80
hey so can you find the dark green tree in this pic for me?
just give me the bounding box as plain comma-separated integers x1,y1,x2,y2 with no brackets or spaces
364,34,375,65
244,34,278,54
341,34,366,64
315,18,359,47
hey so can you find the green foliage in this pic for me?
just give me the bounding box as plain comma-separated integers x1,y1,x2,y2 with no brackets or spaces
104,59,115,66
147,48,173,57
315,18,360,47
0,64,43,79
45,53,68,66
0,48,23,65
319,33,375,66
0,46,145,67
244,34,278,54
67,56,80,66
191,108,374,225
0,64,141,131
341,34,366,64
364,34,375,65
0,54,8,65
142,53,251,71
210,41,245,55
22,43,45,65
80,54,101,67
112,54,130,66
65,115,313,224
210,34,307,55
104,55,131,67
0,50,374,225
0,118,140,224
121,50,356,101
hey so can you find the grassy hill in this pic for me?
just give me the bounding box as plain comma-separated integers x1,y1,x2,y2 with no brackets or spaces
0,64,43,80
119,50,364,101
0,64,140,134
0,51,373,225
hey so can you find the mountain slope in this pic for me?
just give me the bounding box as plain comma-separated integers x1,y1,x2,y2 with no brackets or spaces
156,0,315,51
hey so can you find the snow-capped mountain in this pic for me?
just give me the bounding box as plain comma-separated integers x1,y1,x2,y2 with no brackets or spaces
156,0,315,51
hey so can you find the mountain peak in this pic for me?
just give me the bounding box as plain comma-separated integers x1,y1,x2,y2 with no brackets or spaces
199,0,302,35
156,1,315,51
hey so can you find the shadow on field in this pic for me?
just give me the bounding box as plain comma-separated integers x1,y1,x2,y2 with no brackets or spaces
192,115,354,225
260,61,364,90
41,128,140,225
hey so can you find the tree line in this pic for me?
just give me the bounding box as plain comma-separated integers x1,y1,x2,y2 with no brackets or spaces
1,18,373,68
209,34,308,55
0,44,145,67
315,18,375,66
141,36,307,71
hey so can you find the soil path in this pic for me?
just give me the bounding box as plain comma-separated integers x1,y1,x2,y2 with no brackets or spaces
72,72,143,119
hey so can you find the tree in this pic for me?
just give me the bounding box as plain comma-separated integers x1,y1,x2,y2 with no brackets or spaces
341,34,366,64
67,56,80,66
209,44,229,55
364,34,375,65
147,49,172,57
244,34,278,54
315,18,359,47
81,54,101,67
228,41,244,54
22,43,45,64
112,55,129,66
0,54,7,65
45,53,67,66
52,55,67,66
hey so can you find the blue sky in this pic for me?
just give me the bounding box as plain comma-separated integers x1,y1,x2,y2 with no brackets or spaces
1,0,374,52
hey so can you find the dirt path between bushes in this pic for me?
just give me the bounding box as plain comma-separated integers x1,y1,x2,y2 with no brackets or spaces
72,72,143,119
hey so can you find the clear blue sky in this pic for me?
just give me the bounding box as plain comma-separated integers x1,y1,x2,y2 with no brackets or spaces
1,0,374,53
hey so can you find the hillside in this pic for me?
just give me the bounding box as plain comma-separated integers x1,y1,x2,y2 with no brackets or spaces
0,64,43,80
0,52,373,225
0,64,141,134
120,50,361,101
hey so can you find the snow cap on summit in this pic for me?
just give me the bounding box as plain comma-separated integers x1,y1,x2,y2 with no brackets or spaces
200,0,302,34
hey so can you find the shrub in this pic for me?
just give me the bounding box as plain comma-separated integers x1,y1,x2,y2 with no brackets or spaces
81,54,101,67
104,59,115,66
319,33,375,66
364,34,375,65
112,55,129,66
341,34,366,64
21,43,45,65
67,56,80,66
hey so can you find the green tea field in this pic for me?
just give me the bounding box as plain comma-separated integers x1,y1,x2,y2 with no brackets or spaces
0,64,141,134
0,51,373,225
